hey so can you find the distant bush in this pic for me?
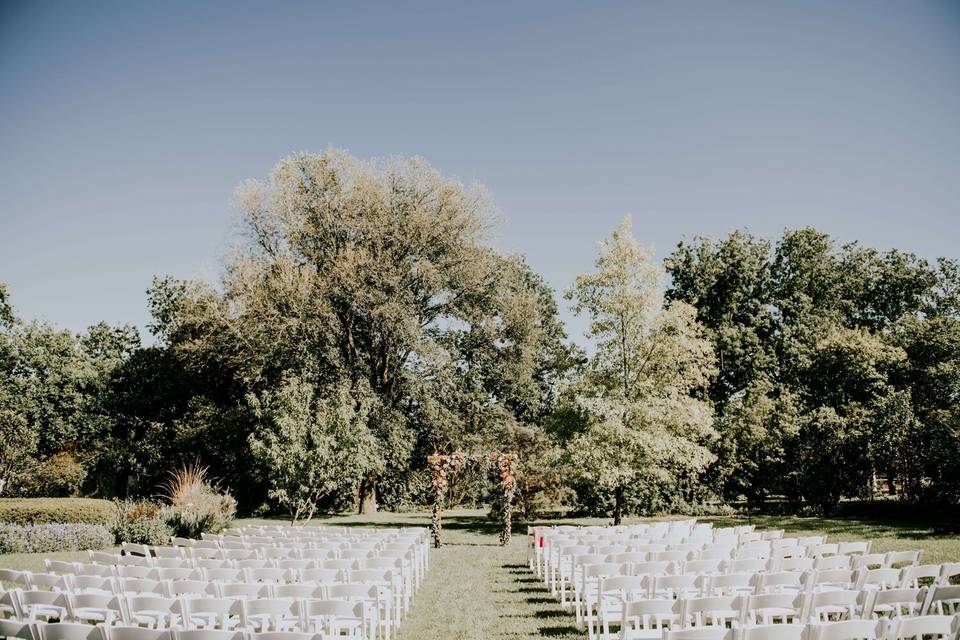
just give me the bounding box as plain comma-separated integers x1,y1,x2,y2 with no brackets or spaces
0,523,112,554
0,498,115,526
665,501,737,517
19,451,87,497
111,499,172,546
160,464,236,537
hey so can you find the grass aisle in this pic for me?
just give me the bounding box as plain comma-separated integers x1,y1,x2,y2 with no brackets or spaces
394,511,582,640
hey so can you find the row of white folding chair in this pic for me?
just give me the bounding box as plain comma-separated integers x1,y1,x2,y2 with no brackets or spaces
25,565,381,586
532,526,825,587
0,604,370,640
0,621,243,640
1,589,390,640
542,538,843,592
123,547,423,597
109,542,426,610
3,570,398,597
654,616,960,640
559,552,936,603
20,565,414,621
89,547,418,595
150,545,383,562
571,565,960,626
603,591,960,640
186,533,428,592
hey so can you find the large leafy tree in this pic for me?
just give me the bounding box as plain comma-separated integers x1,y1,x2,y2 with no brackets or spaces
564,217,717,523
149,150,576,513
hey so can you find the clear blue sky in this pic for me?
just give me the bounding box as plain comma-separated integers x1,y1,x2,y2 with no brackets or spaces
2,1,958,343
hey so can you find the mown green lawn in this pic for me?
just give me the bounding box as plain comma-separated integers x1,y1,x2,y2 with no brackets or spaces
2,509,958,640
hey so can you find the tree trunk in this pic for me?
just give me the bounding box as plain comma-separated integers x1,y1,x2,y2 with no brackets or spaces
359,473,378,514
613,485,625,526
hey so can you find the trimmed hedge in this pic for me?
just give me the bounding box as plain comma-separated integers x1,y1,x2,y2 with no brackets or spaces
0,498,116,526
0,523,112,554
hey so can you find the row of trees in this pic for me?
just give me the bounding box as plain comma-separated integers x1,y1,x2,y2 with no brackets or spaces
2,149,958,519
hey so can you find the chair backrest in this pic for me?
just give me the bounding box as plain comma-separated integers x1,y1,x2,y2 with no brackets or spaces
38,622,103,640
273,584,321,599
28,573,70,591
838,542,871,556
158,568,201,582
174,630,244,640
632,561,671,577
756,571,805,594
183,597,242,620
852,554,888,570
815,556,852,571
858,568,902,590
740,623,805,640
168,579,218,598
655,551,692,563
328,583,377,601
940,563,960,586
810,570,858,591
744,593,806,625
0,619,35,640
651,574,701,598
899,564,940,588
885,614,956,640
219,583,271,600
248,633,318,640
68,576,113,594
300,568,339,584
729,559,767,574
116,566,156,580
924,585,960,615
203,569,245,583
685,560,723,575
868,587,926,618
708,573,754,595
105,627,172,640
809,590,862,622
682,595,742,627
663,627,736,640
127,595,182,615
609,552,649,565
884,551,921,568
812,619,885,640
780,558,814,573
621,598,683,633
73,565,113,578
115,578,166,597
46,561,79,575
245,568,291,584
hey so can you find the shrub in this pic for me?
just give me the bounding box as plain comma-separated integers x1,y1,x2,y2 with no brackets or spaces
0,523,112,554
0,498,115,526
111,499,172,546
160,464,236,537
19,451,87,497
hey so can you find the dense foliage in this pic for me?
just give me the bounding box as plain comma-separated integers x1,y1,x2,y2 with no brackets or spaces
0,523,112,554
0,498,116,526
1,151,958,519
665,229,960,510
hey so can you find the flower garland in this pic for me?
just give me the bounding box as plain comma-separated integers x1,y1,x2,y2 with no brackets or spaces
427,451,518,548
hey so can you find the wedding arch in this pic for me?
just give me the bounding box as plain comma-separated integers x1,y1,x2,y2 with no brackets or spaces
427,451,518,547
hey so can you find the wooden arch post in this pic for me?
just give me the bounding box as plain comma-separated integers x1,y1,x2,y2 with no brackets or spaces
427,451,518,548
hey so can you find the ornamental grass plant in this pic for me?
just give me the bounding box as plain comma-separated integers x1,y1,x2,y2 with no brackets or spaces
160,464,236,537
